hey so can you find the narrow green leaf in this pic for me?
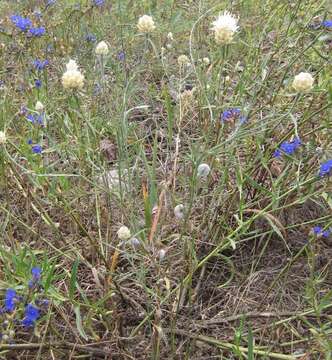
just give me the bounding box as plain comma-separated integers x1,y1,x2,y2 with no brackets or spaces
69,259,79,300
74,305,88,340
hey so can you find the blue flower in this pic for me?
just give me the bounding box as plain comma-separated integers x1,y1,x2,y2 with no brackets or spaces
22,304,40,327
10,15,32,32
32,145,42,154
118,51,125,61
85,33,97,42
273,137,301,158
4,289,17,312
221,108,241,122
33,59,49,71
35,79,42,88
313,226,331,238
322,229,331,238
26,113,44,125
313,226,322,235
93,0,105,6
322,20,332,28
29,26,46,37
319,159,332,177
32,267,42,280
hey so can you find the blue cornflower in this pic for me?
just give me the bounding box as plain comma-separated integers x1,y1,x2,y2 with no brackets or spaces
221,108,241,122
22,304,40,327
32,267,42,280
118,51,125,61
322,20,332,28
85,33,97,42
4,289,17,312
93,0,105,6
273,137,301,158
28,267,42,289
26,113,44,125
10,15,32,32
29,26,46,37
322,229,331,238
32,145,42,154
33,59,49,71
35,79,42,88
313,226,322,235
27,139,33,145
313,226,331,238
319,159,332,177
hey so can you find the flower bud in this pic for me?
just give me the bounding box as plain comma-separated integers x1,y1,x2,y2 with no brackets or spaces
197,163,210,178
174,204,185,220
35,101,44,112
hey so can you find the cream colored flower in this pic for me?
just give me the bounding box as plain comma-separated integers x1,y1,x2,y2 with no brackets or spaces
66,59,79,72
197,163,210,178
167,32,174,41
35,101,44,112
212,11,239,45
177,54,190,67
137,15,156,33
174,204,185,220
202,57,210,65
117,226,131,240
62,59,84,90
0,131,6,144
95,41,109,56
292,72,314,92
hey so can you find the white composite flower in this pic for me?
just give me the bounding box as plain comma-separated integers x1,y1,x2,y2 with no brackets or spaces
167,32,174,41
174,204,185,220
158,248,166,261
292,72,314,92
0,131,6,144
62,59,84,90
95,41,109,56
202,57,210,65
177,54,190,67
66,59,79,72
197,163,211,178
35,101,44,112
211,11,239,44
117,226,131,241
137,15,156,33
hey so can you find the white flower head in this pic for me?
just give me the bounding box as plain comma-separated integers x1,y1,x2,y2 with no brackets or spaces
95,41,109,56
292,72,314,92
35,101,44,112
66,59,79,72
62,59,84,90
202,57,210,65
158,248,166,261
117,226,131,241
177,54,190,67
0,131,6,144
137,15,156,33
174,204,185,220
197,163,211,178
212,11,239,45
167,32,174,41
